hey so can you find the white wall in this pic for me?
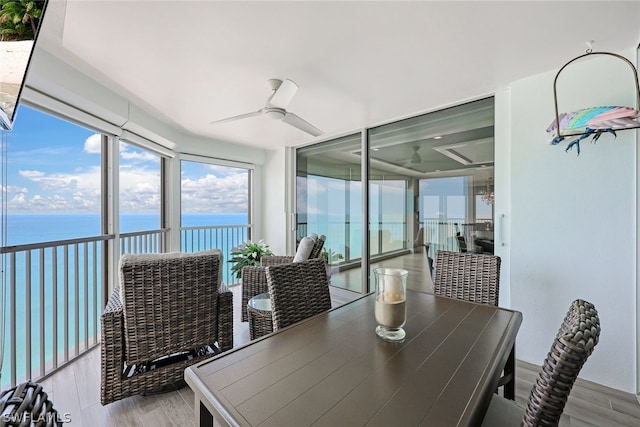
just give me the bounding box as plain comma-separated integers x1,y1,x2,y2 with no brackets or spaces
261,148,288,255
504,48,637,392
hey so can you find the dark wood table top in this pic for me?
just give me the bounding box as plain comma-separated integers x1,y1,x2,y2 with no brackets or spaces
185,291,522,427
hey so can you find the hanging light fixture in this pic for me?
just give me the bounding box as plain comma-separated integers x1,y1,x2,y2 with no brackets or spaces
480,178,494,205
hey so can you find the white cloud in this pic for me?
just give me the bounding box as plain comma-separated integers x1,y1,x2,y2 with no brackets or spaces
11,166,102,212
7,191,100,213
20,166,102,192
119,165,161,213
205,164,241,177
2,185,27,193
11,153,248,214
84,134,102,154
181,172,248,213
19,170,45,178
119,142,159,163
120,150,159,162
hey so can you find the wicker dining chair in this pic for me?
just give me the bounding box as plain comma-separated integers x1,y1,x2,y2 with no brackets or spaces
265,257,332,331
482,299,601,426
101,250,233,405
433,250,501,306
241,235,325,321
433,250,508,390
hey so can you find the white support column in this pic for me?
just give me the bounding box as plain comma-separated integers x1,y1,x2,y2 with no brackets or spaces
165,154,182,252
284,147,296,254
105,135,120,295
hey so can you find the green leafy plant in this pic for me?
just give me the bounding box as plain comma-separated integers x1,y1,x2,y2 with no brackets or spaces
229,240,274,279
0,1,43,41
321,247,344,265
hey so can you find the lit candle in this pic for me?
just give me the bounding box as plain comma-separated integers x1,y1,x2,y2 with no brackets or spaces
375,270,406,328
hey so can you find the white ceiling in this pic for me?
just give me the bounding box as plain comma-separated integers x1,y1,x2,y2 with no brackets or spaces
35,0,640,150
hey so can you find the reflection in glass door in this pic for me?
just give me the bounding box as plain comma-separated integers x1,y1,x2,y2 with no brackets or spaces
295,97,495,296
369,179,407,256
296,134,363,293
368,97,495,293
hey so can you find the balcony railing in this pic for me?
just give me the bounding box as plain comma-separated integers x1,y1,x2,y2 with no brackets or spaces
420,218,494,256
297,218,494,264
119,229,169,255
297,221,407,264
0,224,249,389
180,224,252,285
0,235,111,390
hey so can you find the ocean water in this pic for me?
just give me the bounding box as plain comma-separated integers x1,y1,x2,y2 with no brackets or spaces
4,212,248,246
0,212,247,389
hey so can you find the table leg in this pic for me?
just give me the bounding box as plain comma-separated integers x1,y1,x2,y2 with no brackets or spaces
503,344,516,400
195,398,214,427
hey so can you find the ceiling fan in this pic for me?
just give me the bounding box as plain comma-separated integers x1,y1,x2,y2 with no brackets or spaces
402,146,425,166
400,145,442,168
209,78,323,137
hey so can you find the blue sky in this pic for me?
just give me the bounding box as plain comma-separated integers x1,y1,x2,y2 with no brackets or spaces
3,106,249,214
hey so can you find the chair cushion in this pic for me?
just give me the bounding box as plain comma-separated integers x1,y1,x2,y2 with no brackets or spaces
293,236,316,262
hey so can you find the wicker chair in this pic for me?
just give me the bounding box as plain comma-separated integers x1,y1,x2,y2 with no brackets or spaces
433,251,508,391
433,250,501,306
0,381,64,426
241,236,325,321
100,250,233,405
482,299,601,426
265,257,332,331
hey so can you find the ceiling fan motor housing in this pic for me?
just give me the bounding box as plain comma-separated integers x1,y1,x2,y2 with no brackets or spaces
263,107,286,120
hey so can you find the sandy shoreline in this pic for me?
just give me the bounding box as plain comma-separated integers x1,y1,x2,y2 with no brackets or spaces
0,40,34,84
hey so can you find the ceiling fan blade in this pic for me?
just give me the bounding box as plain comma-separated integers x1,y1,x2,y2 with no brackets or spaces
267,79,298,109
210,110,262,125
282,112,323,137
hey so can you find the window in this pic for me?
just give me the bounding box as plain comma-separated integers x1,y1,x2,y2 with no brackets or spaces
180,159,251,284
1,105,105,389
118,141,161,233
3,106,101,244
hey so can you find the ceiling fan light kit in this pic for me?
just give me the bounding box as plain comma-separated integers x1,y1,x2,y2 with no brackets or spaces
210,78,323,136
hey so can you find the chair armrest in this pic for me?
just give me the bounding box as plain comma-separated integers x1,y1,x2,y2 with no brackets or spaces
216,289,234,352
102,286,124,339
101,287,125,405
261,256,294,266
241,265,269,322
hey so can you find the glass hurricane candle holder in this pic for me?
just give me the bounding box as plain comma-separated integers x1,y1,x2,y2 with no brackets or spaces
374,267,408,342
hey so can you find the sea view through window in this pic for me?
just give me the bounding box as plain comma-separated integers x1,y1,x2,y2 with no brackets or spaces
0,106,250,389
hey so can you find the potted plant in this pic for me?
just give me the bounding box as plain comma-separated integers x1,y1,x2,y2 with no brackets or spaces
229,240,274,280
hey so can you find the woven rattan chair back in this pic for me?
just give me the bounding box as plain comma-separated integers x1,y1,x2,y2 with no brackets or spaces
101,249,234,405
119,251,222,365
241,236,326,322
265,257,331,331
433,251,501,306
523,299,600,426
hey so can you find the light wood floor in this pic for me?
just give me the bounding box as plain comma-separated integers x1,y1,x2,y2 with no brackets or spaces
36,263,640,426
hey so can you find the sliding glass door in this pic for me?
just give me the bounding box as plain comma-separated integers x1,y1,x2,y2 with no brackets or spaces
295,97,495,296
296,134,362,293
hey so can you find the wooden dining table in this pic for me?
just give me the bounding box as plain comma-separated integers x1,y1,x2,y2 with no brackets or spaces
185,290,522,427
